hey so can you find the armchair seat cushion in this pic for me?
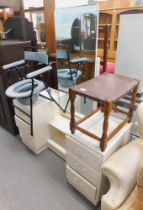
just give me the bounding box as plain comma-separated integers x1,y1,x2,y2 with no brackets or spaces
116,186,136,210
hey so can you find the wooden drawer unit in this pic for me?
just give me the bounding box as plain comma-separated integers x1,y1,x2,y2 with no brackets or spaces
66,136,102,171
67,152,99,186
66,166,97,202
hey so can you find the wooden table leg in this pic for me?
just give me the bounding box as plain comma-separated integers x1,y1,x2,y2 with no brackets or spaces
69,88,76,134
128,84,139,122
100,101,112,151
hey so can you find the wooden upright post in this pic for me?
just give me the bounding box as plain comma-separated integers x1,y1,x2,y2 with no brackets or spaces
19,0,27,41
44,0,56,55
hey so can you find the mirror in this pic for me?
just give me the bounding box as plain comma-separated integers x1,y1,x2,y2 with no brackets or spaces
54,4,99,114
0,0,45,48
23,0,45,42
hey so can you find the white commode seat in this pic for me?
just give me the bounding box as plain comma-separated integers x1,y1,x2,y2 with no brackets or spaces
4,52,51,105
5,79,45,105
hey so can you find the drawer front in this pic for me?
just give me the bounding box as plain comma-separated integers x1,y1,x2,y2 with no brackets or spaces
67,152,99,186
15,108,30,124
66,136,102,170
66,166,96,202
14,115,31,136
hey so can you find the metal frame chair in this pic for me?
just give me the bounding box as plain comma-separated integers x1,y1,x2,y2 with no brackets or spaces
56,44,84,88
4,52,51,136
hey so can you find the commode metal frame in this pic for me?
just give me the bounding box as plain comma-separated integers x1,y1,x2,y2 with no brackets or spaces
4,51,52,136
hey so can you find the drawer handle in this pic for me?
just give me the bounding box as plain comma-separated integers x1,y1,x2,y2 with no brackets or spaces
82,153,87,158
74,163,78,168
82,168,87,173
80,183,85,188
73,177,78,184
75,150,87,158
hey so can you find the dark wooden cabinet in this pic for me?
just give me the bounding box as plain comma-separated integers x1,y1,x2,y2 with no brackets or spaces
0,41,30,135
0,40,58,135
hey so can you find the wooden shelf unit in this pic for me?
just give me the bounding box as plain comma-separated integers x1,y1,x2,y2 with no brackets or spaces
98,6,143,62
0,9,14,20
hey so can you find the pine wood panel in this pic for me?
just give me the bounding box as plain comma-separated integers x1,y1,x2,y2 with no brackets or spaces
44,0,56,54
99,0,132,10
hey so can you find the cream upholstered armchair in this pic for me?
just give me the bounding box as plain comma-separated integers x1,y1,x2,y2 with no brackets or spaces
101,102,143,210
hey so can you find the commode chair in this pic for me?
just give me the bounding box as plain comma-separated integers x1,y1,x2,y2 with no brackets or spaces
101,102,143,210
56,44,83,88
5,52,51,133
5,52,55,154
51,43,86,113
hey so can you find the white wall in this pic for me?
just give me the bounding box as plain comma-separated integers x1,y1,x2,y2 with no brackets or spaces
23,0,43,9
55,0,88,8
115,14,143,93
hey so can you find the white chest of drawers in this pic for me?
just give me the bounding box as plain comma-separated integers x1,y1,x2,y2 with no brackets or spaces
13,89,62,154
66,118,131,206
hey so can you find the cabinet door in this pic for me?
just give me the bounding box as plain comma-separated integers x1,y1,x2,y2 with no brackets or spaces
0,76,17,134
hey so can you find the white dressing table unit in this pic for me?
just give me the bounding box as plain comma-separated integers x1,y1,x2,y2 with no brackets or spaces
14,87,133,206
66,113,132,205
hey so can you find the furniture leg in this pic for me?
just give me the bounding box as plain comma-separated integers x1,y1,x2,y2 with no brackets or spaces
128,84,138,122
69,88,76,134
30,78,34,136
100,101,112,151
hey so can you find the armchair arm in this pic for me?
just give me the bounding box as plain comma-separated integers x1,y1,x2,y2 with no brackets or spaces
134,155,143,210
101,140,143,210
137,155,143,187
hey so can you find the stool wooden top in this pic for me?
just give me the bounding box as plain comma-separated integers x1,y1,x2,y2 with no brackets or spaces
71,74,139,102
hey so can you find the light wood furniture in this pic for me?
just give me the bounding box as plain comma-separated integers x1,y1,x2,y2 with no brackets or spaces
98,24,110,73
98,0,132,10
69,74,139,151
0,9,14,21
0,0,20,12
98,6,143,62
44,0,56,55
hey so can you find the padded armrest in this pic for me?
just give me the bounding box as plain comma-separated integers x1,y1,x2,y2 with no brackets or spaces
26,66,52,79
101,140,143,210
137,155,143,187
2,60,25,70
136,102,143,139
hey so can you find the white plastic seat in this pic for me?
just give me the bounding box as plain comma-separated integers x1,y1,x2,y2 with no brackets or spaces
58,68,82,87
5,79,44,99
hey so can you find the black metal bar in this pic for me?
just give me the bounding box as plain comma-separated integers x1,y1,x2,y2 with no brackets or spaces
13,104,30,117
64,98,70,113
46,89,65,112
46,88,70,113
30,78,34,136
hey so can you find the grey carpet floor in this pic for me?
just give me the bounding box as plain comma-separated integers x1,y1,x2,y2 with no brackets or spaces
0,126,100,210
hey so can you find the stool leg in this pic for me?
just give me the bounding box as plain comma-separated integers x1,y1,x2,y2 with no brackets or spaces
69,88,76,134
100,101,112,151
128,84,139,122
